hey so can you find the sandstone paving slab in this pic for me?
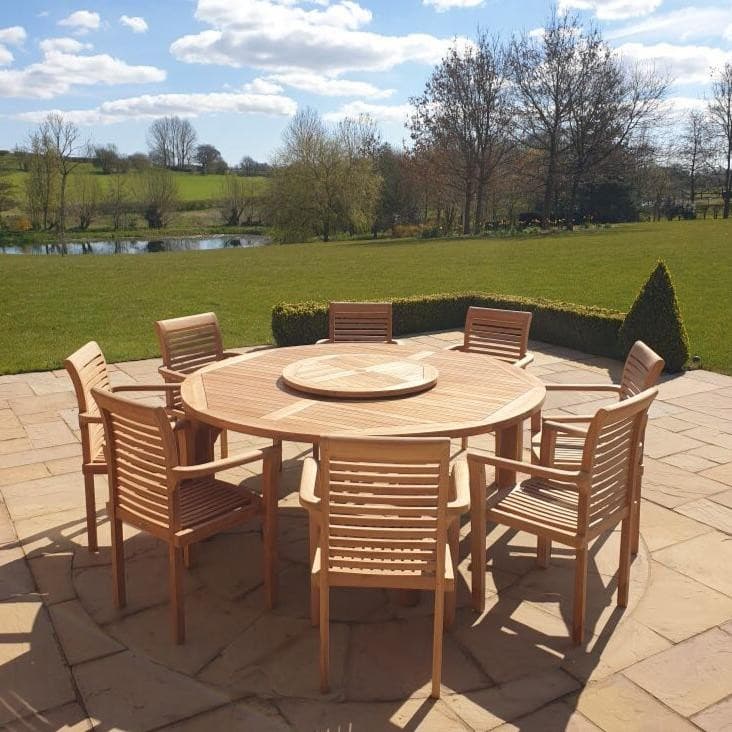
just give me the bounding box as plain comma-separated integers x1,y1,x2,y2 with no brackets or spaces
346,616,490,701
45,455,82,476
702,461,732,486
561,617,670,683
0,544,36,600
662,452,720,473
3,702,94,731
711,489,732,508
279,697,470,731
18,409,71,426
679,426,732,449
0,437,33,455
0,442,80,470
652,531,732,596
624,627,732,717
677,497,732,534
49,599,124,666
692,696,732,732
24,420,78,450
492,700,601,731
638,500,713,551
2,475,86,521
161,700,291,731
672,408,732,432
643,427,705,459
685,369,732,387
441,669,579,731
14,507,99,558
8,391,78,417
632,561,732,643
0,381,34,399
573,675,696,731
656,376,721,400
649,415,699,433
0,598,77,726
28,552,76,605
0,462,50,487
73,650,230,732
640,458,729,508
105,588,264,676
690,444,732,464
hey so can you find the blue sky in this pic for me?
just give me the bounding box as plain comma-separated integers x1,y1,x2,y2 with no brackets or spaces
1,0,730,164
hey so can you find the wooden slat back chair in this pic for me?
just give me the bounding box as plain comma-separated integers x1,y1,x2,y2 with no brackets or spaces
322,302,398,344
531,340,664,558
92,387,279,643
155,312,240,458
65,341,180,552
468,387,658,644
299,436,469,698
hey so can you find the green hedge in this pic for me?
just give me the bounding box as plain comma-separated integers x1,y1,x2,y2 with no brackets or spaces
272,292,626,359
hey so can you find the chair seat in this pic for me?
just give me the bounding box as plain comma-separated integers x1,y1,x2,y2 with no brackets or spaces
177,477,261,533
531,431,584,468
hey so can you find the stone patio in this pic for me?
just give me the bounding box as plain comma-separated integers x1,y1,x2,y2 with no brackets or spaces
1,331,731,731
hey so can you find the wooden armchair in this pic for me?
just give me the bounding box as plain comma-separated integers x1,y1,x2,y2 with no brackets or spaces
468,387,657,644
317,302,400,344
299,436,469,698
155,312,241,458
65,341,181,552
92,387,280,643
530,341,664,556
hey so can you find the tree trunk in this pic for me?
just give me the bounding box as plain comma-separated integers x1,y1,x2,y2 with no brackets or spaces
58,173,67,246
462,178,473,235
724,142,731,219
566,175,579,231
542,140,557,229
474,177,486,235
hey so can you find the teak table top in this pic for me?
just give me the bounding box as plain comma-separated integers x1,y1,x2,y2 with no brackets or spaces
180,343,546,442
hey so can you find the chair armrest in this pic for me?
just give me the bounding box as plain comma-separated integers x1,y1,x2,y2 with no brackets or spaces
449,460,470,515
78,412,103,426
467,452,583,483
542,420,589,438
299,457,320,510
158,366,186,383
446,344,464,352
111,383,181,393
315,338,331,345
171,446,274,480
221,351,242,359
545,383,621,394
541,414,594,423
516,353,534,369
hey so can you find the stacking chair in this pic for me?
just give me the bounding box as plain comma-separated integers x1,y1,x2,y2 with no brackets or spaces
92,387,280,643
451,307,534,449
155,312,240,458
530,341,664,557
468,387,658,644
65,341,181,552
299,436,469,698
318,302,399,344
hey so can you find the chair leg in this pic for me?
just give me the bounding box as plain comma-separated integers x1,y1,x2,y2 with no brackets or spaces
319,581,330,693
183,545,192,569
537,537,551,568
309,515,320,627
469,462,487,613
312,442,319,461
262,450,279,610
83,472,98,553
169,544,185,644
630,466,643,557
618,517,633,608
461,436,468,451
572,547,588,645
219,429,228,459
431,584,445,699
110,516,126,609
445,520,459,628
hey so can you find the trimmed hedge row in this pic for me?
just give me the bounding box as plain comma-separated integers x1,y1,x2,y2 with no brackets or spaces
272,292,626,360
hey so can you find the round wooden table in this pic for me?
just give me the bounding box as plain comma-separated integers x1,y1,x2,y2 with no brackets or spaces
181,342,546,485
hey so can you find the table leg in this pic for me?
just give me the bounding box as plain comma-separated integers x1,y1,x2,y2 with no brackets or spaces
495,421,523,488
186,420,219,464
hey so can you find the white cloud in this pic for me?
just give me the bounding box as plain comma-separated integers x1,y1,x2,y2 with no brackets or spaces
615,41,732,84
0,26,27,66
266,71,394,98
423,0,484,11
120,15,149,34
323,100,413,124
242,77,284,94
58,10,101,35
558,0,661,21
170,0,457,76
0,41,166,98
16,91,298,124
607,6,732,43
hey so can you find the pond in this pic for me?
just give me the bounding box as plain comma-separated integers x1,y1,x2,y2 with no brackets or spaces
0,235,270,255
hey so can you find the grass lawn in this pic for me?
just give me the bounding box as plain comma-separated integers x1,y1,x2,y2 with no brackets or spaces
1,218,730,375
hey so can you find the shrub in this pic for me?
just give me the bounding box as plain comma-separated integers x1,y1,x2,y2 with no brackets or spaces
272,292,625,359
619,260,690,372
3,214,32,232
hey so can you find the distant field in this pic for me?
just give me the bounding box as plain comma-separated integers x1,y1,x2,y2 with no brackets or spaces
1,219,730,375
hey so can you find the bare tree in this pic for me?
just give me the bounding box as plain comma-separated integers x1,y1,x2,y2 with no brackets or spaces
69,174,101,230
106,172,129,230
410,33,513,234
708,63,732,218
138,167,179,228
0,172,16,215
24,126,59,230
220,175,258,225
678,110,711,205
195,144,223,174
147,116,197,169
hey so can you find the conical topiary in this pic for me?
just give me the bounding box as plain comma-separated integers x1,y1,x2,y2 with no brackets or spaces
619,260,690,372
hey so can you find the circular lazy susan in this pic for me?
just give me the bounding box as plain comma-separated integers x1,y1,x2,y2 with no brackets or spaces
281,352,439,399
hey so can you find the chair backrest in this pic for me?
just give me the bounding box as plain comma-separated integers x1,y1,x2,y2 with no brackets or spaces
92,387,178,534
463,307,532,363
580,387,658,531
328,302,394,343
65,341,111,464
155,312,225,375
619,341,665,400
317,436,451,590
